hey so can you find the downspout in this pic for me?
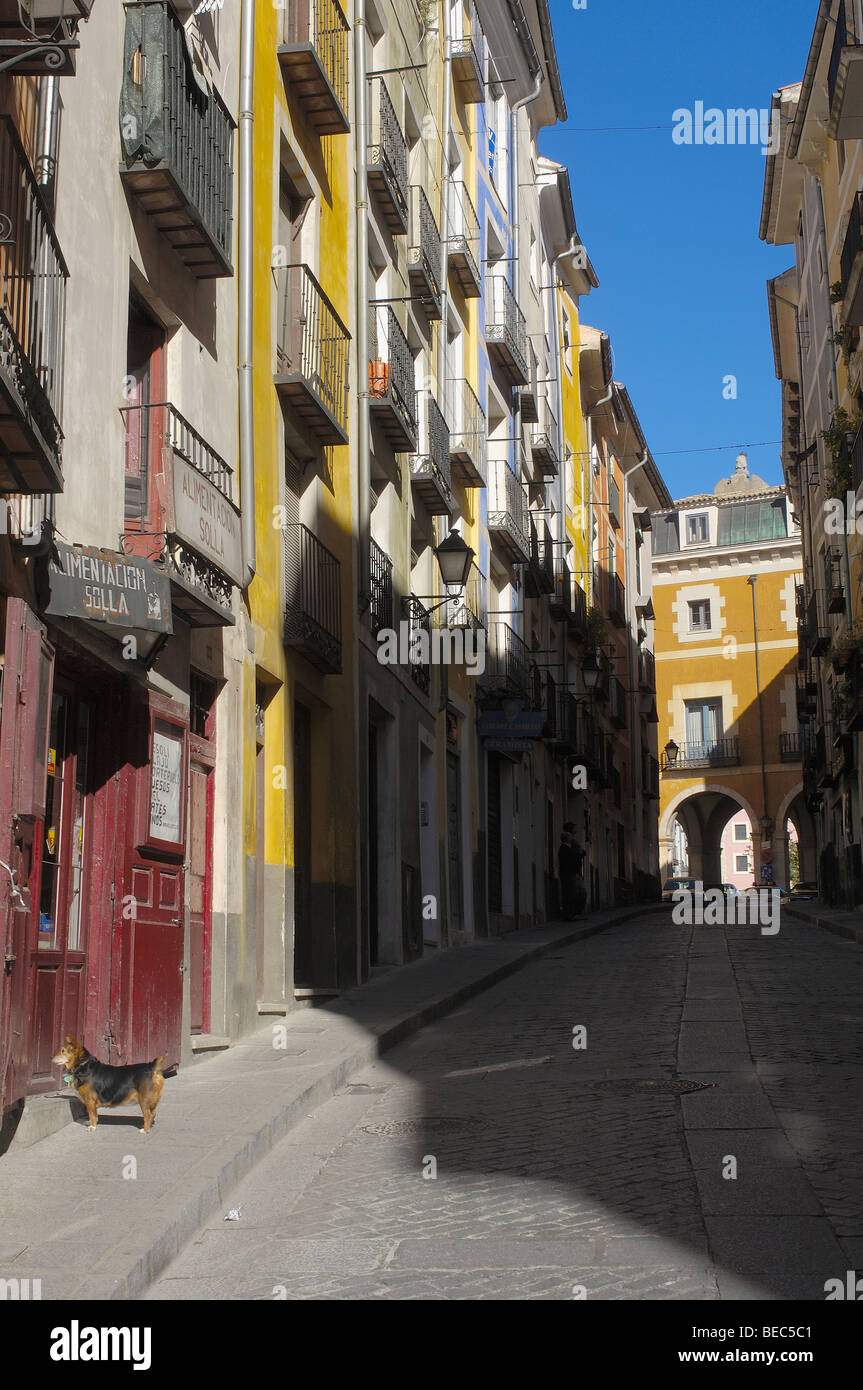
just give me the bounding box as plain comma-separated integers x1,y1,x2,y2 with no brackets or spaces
748,574,770,845
437,1,452,427
356,0,371,606
622,450,649,883
239,0,255,588
509,71,542,588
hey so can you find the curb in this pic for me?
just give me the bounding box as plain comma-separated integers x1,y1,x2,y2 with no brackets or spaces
783,902,863,945
88,901,663,1300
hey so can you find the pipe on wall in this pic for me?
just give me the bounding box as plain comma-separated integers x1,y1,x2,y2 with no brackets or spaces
238,0,256,589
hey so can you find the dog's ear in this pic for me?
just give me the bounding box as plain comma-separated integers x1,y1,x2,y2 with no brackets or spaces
65,1035,74,1043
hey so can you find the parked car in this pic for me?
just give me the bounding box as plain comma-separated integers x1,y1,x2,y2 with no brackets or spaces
789,881,818,901
662,877,696,903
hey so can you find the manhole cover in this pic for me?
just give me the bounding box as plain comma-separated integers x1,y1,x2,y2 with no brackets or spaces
583,1078,717,1096
362,1116,484,1137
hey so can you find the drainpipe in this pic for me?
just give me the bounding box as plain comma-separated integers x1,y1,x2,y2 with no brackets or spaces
509,72,542,595
622,449,649,881
356,0,371,606
437,2,452,418
748,574,771,845
238,0,255,588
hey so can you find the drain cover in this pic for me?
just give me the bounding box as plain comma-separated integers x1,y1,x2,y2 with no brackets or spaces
362,1116,484,1137
583,1078,717,1096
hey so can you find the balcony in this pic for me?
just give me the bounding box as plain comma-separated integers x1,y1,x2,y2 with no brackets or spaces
828,1,863,140
402,595,432,695
0,116,67,494
120,1,234,278
275,264,350,452
410,394,453,516
780,730,812,762
660,738,741,772
608,474,621,528
638,648,655,691
485,619,533,702
369,304,417,452
570,581,589,641
488,456,529,564
367,79,408,235
283,523,342,674
446,181,481,298
120,401,240,625
485,276,528,386
531,402,558,479
609,675,627,729
448,378,486,488
368,537,393,635
609,571,626,628
448,7,484,104
852,421,863,493
841,191,863,328
278,0,350,136
408,187,443,320
642,754,660,800
0,0,90,76
525,516,554,598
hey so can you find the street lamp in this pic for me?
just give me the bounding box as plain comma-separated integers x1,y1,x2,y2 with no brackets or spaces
580,650,600,692
434,531,474,590
664,738,679,767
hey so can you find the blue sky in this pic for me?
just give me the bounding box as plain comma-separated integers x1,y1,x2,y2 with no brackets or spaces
540,0,817,500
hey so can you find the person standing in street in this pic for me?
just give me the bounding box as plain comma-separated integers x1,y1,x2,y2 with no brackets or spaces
559,821,586,919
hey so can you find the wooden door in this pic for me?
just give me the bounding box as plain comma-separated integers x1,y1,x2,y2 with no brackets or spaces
446,752,463,934
0,600,54,1108
188,760,212,1034
293,702,312,987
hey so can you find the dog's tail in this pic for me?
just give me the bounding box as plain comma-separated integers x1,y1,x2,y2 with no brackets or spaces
152,1056,166,1074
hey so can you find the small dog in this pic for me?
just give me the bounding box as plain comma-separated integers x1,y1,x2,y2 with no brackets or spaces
52,1037,165,1134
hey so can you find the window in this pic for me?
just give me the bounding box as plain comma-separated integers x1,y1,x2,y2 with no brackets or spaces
686,513,709,544
735,854,749,873
688,599,711,631
717,500,787,544
734,823,748,841
685,699,722,756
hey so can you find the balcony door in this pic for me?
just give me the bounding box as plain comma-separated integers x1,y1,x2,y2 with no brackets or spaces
685,699,722,761
124,298,166,533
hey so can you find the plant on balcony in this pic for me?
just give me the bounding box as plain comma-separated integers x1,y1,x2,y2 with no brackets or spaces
828,323,858,367
829,630,863,671
586,606,606,649
822,406,861,497
832,680,856,727
830,281,845,305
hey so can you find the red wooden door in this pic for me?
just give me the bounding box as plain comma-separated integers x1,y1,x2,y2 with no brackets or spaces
188,758,213,1034
0,599,54,1109
115,702,187,1066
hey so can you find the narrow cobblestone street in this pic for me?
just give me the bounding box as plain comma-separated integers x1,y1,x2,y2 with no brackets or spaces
146,911,863,1300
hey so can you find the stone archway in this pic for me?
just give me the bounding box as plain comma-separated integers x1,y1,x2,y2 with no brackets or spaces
660,784,760,885
776,781,818,885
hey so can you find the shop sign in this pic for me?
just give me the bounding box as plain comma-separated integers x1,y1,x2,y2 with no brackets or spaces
44,543,173,634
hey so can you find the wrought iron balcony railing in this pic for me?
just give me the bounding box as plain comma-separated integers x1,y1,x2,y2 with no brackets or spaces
485,275,528,386
368,537,393,635
120,399,239,624
448,3,484,104
638,647,655,691
0,115,67,493
642,753,660,799
284,522,342,674
448,377,486,487
841,190,863,327
367,78,408,234
275,263,350,449
408,186,443,319
609,571,626,627
531,401,558,478
660,738,741,771
435,562,487,631
609,675,627,728
0,0,90,76
446,180,481,298
402,595,432,694
828,1,863,140
410,394,453,515
608,474,621,527
852,420,863,493
570,581,588,640
120,1,234,278
484,618,533,702
780,730,812,762
278,0,350,136
488,456,529,564
525,517,554,597
369,303,417,452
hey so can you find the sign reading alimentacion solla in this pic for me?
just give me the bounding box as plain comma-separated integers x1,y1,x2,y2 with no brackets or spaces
43,542,173,634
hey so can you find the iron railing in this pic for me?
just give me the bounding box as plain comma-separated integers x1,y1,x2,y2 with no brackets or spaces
661,738,741,771
276,263,350,439
446,180,480,287
368,78,408,229
842,190,863,298
534,521,555,592
829,0,850,114
369,537,393,635
369,302,417,440
852,420,863,492
638,647,655,690
531,398,558,473
608,474,621,526
402,595,432,694
571,581,588,638
280,0,350,124
780,730,812,761
120,1,234,270
408,186,442,313
448,376,486,486
0,114,67,477
485,274,528,383
284,523,342,673
121,400,234,515
488,456,529,559
610,675,627,727
410,393,452,511
485,618,532,701
609,571,626,625
642,753,660,799
437,562,487,630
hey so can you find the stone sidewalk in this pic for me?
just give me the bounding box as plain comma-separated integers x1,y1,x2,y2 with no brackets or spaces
783,897,863,945
0,904,658,1301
